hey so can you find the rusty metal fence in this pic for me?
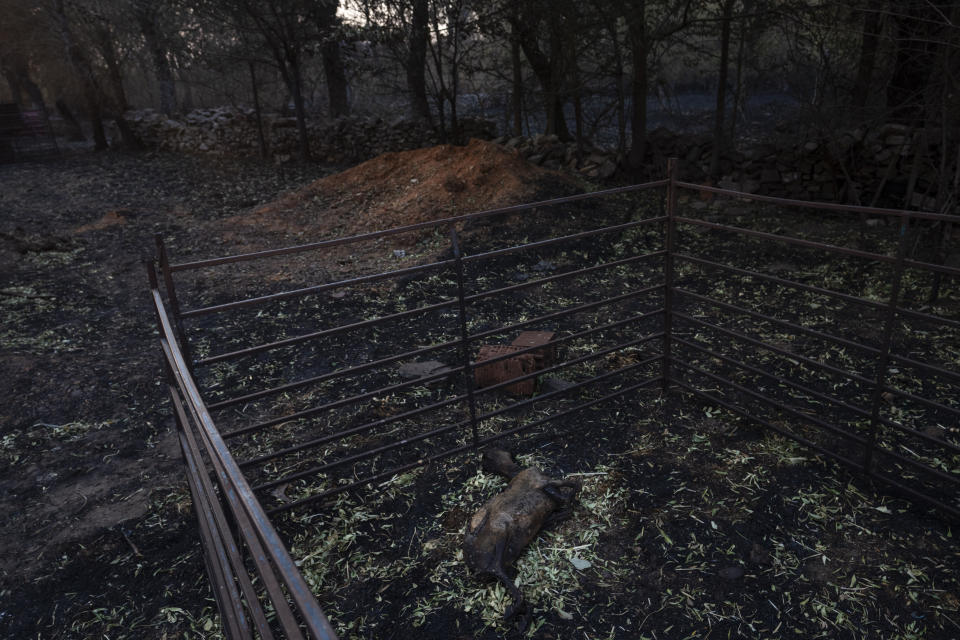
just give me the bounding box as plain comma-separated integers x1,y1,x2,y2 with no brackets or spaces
148,159,959,639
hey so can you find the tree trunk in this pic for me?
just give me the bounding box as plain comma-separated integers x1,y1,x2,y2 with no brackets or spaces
248,61,268,159
887,6,934,122
97,27,129,110
95,27,142,149
510,17,523,137
52,0,108,150
407,0,431,123
87,93,108,150
625,3,649,172
447,5,462,142
18,70,46,111
290,64,311,162
546,16,570,141
728,9,747,141
709,0,733,178
572,60,583,165
512,12,571,141
56,99,85,141
613,33,627,157
136,10,176,115
322,39,350,117
2,67,22,105
852,0,883,110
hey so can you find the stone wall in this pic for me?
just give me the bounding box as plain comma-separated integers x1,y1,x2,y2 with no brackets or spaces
502,125,951,209
125,107,496,165
127,107,951,209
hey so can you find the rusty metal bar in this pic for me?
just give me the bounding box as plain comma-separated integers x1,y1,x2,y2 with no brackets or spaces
888,353,960,385
215,302,662,414
181,258,455,319
880,385,960,422
156,263,255,639
672,337,872,420
174,395,275,639
675,216,900,264
266,375,663,516
877,415,960,454
473,332,664,398
204,258,664,410
202,275,660,370
265,447,470,516
468,283,665,342
252,355,663,493
677,252,960,331
226,306,665,442
248,343,662,487
207,337,461,410
475,376,662,446
198,298,457,366
460,216,668,264
670,379,868,470
163,340,317,640
222,360,467,439
673,311,876,386
864,217,909,474
170,180,670,272
176,417,253,639
674,287,884,356
239,394,467,469
454,309,664,382
871,442,960,487
674,253,888,311
673,180,960,224
662,158,678,393
253,419,464,493
156,235,195,370
463,250,666,303
236,320,664,469
451,229,480,447
152,289,338,640
867,470,960,519
902,257,960,277
894,306,960,330
673,358,867,445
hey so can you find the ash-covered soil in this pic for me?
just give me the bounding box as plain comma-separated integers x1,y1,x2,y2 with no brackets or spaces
2,143,958,640
0,141,582,639
0,150,334,638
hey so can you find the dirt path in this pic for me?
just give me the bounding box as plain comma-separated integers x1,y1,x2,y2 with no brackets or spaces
0,150,333,638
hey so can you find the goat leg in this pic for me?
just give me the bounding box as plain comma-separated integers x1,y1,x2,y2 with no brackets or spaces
542,478,581,505
489,537,524,616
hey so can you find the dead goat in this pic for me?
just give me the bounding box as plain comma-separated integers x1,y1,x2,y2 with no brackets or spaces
463,448,580,624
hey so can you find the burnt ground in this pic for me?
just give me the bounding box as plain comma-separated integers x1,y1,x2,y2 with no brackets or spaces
1,145,959,640
0,150,334,638
169,179,957,640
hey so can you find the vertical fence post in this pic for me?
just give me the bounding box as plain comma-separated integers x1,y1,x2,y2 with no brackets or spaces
146,259,177,386
863,213,909,475
450,228,480,449
661,158,679,394
155,234,195,373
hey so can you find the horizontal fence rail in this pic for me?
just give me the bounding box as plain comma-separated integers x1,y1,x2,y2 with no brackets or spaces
150,159,959,639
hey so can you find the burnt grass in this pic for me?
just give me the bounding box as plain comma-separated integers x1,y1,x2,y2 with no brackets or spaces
2,147,959,640
184,188,956,639
0,150,335,638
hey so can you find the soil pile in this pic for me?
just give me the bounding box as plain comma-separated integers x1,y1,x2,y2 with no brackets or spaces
216,138,579,249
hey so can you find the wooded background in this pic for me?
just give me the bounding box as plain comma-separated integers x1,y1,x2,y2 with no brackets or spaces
1,0,957,190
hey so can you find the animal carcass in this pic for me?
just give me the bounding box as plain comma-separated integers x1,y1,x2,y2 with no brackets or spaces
463,448,580,623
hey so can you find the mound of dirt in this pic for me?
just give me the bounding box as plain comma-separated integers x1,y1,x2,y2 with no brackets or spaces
216,138,579,250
